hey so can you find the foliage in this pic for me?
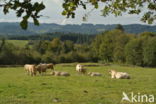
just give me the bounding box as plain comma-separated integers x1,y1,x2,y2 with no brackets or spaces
143,37,156,66
113,34,129,63
62,0,156,24
1,1,156,29
125,39,144,66
0,30,156,67
92,30,128,63
2,0,45,29
115,24,124,32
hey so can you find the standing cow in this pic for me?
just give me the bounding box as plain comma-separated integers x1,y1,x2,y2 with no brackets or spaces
24,64,37,76
46,63,54,70
76,64,87,74
36,63,54,75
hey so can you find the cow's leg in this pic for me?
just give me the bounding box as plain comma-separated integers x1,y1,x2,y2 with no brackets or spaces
51,66,54,71
25,70,29,75
44,70,46,76
41,71,44,76
111,75,115,79
51,68,54,73
43,69,47,76
25,69,29,75
27,70,29,75
38,71,42,75
28,70,31,76
76,71,81,75
34,71,36,76
30,72,33,76
32,70,35,76
39,71,42,75
30,69,34,76
32,71,36,76
32,72,34,76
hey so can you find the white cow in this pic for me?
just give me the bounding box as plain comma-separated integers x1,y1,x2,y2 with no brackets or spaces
109,70,130,79
24,64,36,76
51,71,70,76
76,64,87,74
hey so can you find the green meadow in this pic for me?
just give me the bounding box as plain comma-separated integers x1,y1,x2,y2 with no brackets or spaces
0,64,156,104
7,40,28,48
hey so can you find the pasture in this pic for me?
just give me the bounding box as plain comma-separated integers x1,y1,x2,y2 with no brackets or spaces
7,40,28,48
0,64,156,104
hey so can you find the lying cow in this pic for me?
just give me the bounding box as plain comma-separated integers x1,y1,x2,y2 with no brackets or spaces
109,70,130,79
50,71,70,76
36,63,54,75
88,72,102,76
24,64,36,76
76,64,87,74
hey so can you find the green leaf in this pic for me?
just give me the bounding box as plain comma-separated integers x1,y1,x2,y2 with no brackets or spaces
94,3,98,9
33,18,40,26
62,10,67,15
20,19,28,30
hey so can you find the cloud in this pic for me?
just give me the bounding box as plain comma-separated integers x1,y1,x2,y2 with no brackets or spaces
61,19,67,25
60,18,74,25
52,0,63,6
0,19,21,22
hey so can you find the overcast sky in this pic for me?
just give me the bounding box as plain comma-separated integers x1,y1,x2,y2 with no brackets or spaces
0,0,149,25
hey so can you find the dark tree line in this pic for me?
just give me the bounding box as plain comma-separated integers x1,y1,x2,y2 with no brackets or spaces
0,30,156,67
2,32,93,44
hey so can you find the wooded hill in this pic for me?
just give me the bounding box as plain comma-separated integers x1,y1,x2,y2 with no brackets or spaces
0,22,156,35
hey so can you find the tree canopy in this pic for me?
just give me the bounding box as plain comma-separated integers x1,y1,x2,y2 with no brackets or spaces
0,30,156,66
1,0,156,29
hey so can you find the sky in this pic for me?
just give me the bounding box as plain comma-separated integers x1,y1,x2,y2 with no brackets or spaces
0,0,149,25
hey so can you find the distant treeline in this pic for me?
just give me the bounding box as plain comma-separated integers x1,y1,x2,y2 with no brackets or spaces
0,32,94,44
0,29,156,67
0,22,156,35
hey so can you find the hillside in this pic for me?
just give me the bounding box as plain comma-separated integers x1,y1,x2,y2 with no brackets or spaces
0,22,156,35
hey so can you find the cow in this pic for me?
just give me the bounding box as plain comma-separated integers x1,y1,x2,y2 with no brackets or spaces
46,63,54,70
88,72,102,76
76,64,87,74
24,64,36,76
51,71,70,76
109,70,130,79
36,63,54,75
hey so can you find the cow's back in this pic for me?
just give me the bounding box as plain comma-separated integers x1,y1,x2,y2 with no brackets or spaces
36,64,47,72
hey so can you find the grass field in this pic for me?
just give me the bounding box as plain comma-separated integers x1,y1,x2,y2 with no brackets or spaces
7,40,28,47
0,64,156,104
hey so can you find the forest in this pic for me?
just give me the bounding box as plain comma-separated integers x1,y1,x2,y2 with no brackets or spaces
0,27,156,67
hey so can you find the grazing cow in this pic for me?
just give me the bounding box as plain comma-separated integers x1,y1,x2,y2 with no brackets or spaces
51,71,70,76
76,64,83,72
88,72,102,76
36,63,54,75
35,64,47,75
109,70,130,79
76,64,87,74
46,63,54,70
24,64,36,76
